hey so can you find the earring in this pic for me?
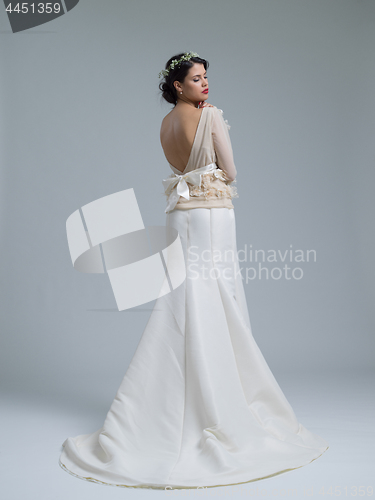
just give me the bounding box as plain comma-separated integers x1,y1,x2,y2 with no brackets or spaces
180,91,182,94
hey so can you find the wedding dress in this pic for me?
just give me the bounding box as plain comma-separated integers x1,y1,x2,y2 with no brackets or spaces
59,105,329,489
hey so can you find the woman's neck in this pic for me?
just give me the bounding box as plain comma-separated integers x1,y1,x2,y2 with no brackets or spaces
175,97,200,109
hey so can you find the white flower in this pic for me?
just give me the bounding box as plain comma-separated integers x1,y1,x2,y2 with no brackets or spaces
158,51,200,79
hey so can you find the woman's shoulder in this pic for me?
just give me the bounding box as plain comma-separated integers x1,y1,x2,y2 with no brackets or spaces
209,106,231,131
208,105,225,125
206,105,225,120
161,108,173,126
160,104,223,130
161,105,204,132
211,105,224,114
160,109,177,136
202,104,220,112
161,105,199,121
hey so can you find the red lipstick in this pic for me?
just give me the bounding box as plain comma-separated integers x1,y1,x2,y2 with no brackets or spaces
202,89,209,94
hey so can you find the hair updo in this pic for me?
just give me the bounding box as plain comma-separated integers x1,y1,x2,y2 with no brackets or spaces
159,53,209,106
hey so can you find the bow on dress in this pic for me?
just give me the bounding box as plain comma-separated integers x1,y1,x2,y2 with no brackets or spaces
162,162,218,213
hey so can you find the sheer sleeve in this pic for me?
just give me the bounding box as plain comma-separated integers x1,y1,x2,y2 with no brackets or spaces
211,108,237,182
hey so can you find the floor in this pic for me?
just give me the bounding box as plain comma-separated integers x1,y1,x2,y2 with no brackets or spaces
2,368,374,500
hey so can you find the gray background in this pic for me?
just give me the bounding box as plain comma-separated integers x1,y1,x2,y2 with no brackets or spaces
1,0,374,498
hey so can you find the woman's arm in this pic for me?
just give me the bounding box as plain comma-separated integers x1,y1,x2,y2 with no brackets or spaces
211,108,237,182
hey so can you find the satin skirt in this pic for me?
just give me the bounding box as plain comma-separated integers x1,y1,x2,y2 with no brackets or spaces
59,208,329,489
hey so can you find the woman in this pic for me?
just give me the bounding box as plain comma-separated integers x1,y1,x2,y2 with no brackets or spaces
59,52,329,489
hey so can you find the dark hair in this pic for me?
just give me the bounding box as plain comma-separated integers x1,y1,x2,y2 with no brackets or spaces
159,53,209,106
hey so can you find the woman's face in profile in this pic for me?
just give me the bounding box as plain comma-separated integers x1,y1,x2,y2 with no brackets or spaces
178,63,209,103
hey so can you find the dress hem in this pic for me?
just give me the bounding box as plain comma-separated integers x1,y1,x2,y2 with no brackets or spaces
58,445,329,490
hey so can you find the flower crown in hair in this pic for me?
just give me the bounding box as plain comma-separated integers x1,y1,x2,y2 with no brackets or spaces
158,52,200,78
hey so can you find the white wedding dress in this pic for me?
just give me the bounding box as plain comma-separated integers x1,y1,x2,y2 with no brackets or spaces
59,106,329,489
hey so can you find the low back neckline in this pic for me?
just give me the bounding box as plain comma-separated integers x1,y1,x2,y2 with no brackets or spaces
167,106,207,175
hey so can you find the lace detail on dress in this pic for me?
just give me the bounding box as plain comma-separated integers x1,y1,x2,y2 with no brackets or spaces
188,168,239,201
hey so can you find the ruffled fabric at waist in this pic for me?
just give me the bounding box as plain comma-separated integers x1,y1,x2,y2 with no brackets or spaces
162,163,239,214
187,168,238,201
172,196,235,211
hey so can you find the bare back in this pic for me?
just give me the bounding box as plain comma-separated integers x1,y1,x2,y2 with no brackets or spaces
160,106,204,173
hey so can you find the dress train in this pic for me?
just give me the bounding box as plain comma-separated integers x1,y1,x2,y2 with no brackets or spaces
59,207,329,489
